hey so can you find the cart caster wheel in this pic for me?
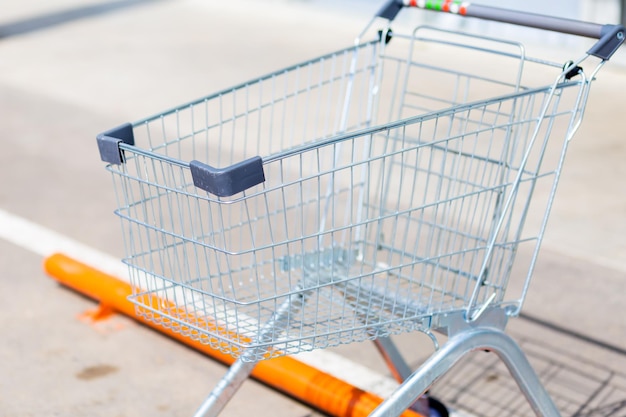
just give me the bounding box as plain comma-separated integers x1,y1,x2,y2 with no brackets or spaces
428,396,449,417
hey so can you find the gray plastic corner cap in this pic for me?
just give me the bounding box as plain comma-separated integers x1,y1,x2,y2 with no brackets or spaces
376,0,403,20
96,123,135,164
588,24,625,60
190,156,265,197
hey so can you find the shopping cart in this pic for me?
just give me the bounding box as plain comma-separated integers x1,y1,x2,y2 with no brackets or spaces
97,1,624,416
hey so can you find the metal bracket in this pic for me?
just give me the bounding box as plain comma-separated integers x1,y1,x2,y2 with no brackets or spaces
434,308,509,338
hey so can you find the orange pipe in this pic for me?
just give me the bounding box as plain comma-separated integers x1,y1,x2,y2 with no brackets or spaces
44,253,422,417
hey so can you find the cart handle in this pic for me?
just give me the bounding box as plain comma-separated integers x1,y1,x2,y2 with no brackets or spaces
376,0,625,60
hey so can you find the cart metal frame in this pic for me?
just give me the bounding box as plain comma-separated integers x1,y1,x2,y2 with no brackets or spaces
98,2,624,416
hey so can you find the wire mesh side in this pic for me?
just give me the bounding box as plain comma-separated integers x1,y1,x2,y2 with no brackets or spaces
124,27,545,173
128,40,382,171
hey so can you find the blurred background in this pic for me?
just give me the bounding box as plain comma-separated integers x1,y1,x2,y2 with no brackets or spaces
1,1,625,416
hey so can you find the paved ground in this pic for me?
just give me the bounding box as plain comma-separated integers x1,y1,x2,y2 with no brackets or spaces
1,1,625,416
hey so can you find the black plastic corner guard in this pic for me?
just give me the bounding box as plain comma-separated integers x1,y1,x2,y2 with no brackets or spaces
376,0,402,20
190,156,265,197
96,123,135,164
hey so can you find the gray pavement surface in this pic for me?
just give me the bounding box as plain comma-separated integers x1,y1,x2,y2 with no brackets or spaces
1,1,625,416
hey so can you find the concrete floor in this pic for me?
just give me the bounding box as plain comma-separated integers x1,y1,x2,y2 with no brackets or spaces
1,1,625,416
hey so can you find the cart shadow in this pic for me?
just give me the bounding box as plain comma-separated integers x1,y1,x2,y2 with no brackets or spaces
574,400,626,417
429,333,626,417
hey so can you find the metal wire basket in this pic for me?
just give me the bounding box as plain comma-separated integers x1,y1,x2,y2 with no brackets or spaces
98,2,624,415
98,24,605,359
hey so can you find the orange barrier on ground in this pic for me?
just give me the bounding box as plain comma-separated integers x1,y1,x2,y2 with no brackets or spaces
44,253,422,417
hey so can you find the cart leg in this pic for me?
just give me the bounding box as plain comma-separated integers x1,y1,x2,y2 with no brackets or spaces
373,337,413,381
373,337,432,416
370,327,561,417
193,291,307,417
192,358,257,417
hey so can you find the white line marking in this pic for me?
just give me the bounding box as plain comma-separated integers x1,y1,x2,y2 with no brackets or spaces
0,208,128,279
0,208,469,416
0,210,400,391
295,349,400,397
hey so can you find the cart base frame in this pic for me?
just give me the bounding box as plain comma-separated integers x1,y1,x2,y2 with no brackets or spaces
371,309,560,417
194,308,560,417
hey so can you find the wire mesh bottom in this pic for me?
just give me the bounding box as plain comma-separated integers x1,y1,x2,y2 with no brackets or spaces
127,244,471,359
